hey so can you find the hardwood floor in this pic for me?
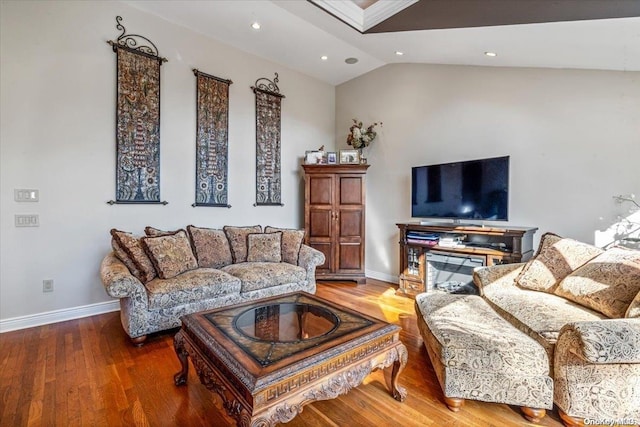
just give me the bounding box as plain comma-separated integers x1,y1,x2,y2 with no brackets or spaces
0,280,565,426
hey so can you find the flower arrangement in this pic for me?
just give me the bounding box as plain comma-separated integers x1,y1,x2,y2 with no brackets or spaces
346,119,382,149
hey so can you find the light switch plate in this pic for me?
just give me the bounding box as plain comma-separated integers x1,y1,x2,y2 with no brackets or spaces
15,214,39,227
14,189,39,202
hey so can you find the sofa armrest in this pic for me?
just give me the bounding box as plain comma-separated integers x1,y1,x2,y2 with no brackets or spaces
554,319,640,420
556,319,640,364
473,262,524,295
100,252,146,299
298,244,325,280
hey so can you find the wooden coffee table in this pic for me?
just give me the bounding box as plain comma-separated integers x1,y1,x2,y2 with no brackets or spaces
173,292,407,426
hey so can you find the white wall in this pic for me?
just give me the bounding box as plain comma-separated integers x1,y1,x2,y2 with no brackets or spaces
336,63,640,282
0,1,335,322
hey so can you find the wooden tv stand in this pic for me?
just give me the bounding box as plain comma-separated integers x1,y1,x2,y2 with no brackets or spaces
396,222,537,298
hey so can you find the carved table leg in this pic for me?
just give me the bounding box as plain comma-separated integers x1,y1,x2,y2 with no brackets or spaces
521,407,546,423
444,397,465,412
173,331,189,386
390,344,408,402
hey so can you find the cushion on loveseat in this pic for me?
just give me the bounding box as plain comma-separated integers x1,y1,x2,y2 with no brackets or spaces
516,232,603,293
221,262,306,292
111,229,157,283
247,232,282,263
224,225,262,263
265,226,305,265
141,230,198,279
554,247,640,318
186,225,233,269
111,239,143,280
627,292,640,318
144,268,241,310
144,226,179,237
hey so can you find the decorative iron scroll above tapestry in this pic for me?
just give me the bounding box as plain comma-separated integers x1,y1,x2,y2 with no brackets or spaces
192,69,232,208
106,16,168,205
252,73,285,207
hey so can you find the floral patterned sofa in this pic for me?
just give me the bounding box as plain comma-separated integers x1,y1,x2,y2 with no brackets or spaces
472,233,640,426
100,225,324,345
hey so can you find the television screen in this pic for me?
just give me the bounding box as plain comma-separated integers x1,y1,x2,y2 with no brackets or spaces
411,156,509,221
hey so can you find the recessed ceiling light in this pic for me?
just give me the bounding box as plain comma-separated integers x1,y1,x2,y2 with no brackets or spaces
484,51,497,57
321,55,328,61
345,57,358,64
395,51,404,56
251,22,261,30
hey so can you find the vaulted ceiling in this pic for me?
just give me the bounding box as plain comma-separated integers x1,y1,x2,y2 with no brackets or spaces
125,0,640,85
325,0,640,33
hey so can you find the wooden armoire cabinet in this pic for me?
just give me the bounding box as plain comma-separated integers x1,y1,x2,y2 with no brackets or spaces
303,164,369,284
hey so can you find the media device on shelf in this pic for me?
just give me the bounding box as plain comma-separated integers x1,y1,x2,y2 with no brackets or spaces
396,222,538,298
411,155,509,223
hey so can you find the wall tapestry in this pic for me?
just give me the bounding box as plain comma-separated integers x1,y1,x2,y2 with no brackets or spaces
107,16,168,205
193,69,232,207
252,73,285,206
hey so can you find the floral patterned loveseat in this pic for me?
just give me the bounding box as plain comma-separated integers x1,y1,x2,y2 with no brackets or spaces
473,232,640,426
100,225,324,345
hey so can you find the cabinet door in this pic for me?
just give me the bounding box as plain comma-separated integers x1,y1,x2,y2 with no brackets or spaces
402,245,425,280
335,174,365,274
306,174,334,273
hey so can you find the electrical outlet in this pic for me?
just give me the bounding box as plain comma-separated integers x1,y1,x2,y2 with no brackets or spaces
43,279,54,293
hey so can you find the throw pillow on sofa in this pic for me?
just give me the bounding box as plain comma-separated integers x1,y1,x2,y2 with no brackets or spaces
111,239,143,281
144,226,179,237
224,225,262,263
186,225,233,269
141,229,198,279
516,232,603,292
111,229,157,283
627,291,640,318
554,246,640,318
247,232,282,263
265,226,305,265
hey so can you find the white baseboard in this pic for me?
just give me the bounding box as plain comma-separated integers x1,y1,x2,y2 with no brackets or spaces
365,269,399,284
0,273,397,333
0,300,120,333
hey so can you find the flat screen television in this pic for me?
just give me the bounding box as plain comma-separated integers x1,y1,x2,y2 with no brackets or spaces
411,156,509,222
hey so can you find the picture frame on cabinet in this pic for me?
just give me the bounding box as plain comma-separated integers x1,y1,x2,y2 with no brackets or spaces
305,150,325,164
327,152,337,165
339,149,359,165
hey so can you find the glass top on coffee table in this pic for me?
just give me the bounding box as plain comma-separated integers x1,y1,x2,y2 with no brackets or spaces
204,293,374,367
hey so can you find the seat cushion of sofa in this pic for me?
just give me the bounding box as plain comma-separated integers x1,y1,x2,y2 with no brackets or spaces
144,268,241,310
483,288,607,356
221,262,306,292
